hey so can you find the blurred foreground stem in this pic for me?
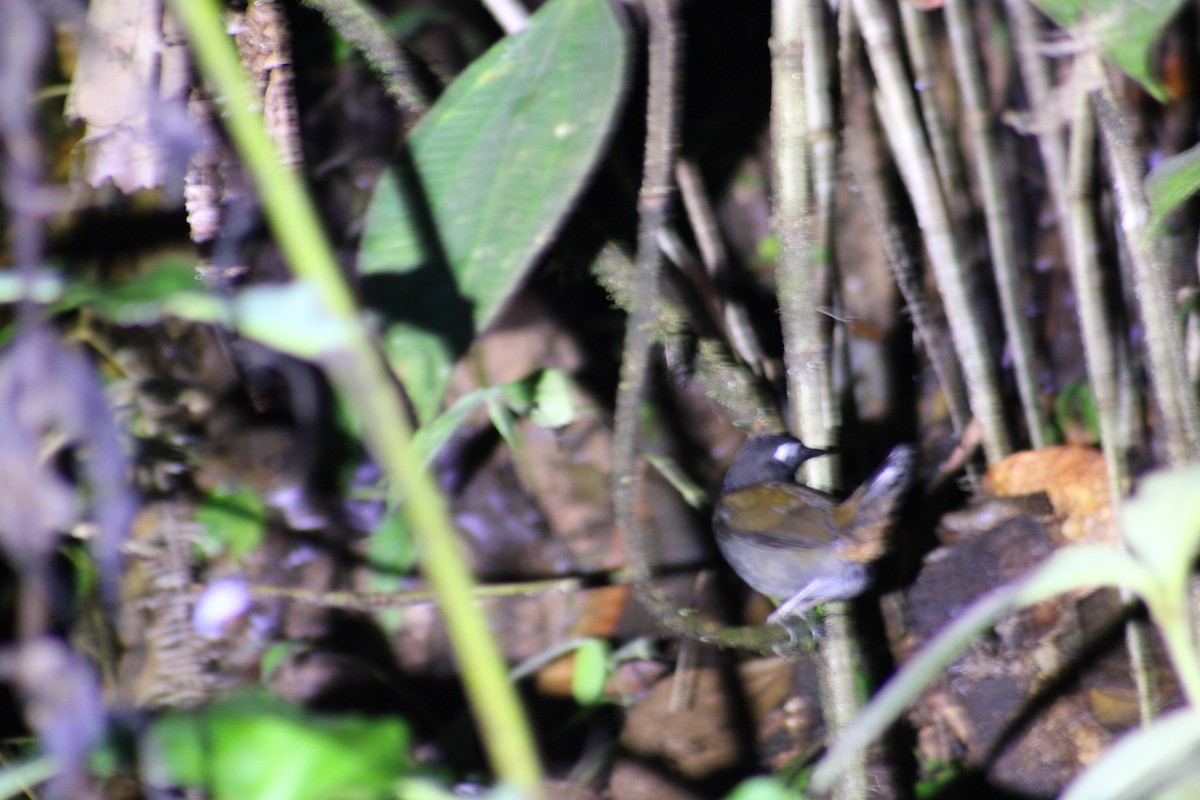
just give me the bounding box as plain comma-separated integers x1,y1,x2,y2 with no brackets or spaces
167,0,544,792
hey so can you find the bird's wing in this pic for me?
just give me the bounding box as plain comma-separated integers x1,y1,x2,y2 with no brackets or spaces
716,483,841,548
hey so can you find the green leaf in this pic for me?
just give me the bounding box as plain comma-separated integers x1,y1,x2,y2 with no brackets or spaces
1147,142,1200,230
1060,708,1200,800
1028,0,1186,101
231,281,356,360
411,387,492,465
366,508,416,573
358,0,628,423
499,368,577,428
724,776,805,800
570,638,610,706
0,756,58,799
54,258,221,325
1014,545,1151,604
196,487,267,561
144,690,410,800
1121,463,1200,594
1052,379,1098,444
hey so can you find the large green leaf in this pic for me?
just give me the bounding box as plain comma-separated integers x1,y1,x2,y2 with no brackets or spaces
1029,0,1186,101
1121,461,1200,596
358,0,628,423
144,690,410,800
1060,708,1200,800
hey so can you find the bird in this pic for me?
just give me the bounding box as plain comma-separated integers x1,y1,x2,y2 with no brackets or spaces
713,434,917,623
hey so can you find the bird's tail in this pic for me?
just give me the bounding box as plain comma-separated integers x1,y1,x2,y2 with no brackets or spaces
843,444,918,538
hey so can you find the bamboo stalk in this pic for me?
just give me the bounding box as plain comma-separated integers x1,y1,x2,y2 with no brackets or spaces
854,0,1012,462
945,0,1050,447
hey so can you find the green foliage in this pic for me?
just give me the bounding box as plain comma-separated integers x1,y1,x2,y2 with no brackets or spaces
1052,379,1099,444
1146,144,1200,230
1029,0,1187,101
358,0,628,423
569,637,611,706
195,486,267,562
0,756,57,800
367,508,418,574
54,258,206,323
368,367,576,574
1120,462,1200,599
143,689,411,800
724,776,805,800
914,760,965,799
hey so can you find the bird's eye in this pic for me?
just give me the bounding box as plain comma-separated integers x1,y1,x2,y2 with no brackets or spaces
773,442,800,464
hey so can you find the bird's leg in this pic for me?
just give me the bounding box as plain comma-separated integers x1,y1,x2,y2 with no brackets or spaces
767,588,819,624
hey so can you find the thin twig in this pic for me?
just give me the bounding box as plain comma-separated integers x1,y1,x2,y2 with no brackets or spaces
299,0,432,114
610,0,794,653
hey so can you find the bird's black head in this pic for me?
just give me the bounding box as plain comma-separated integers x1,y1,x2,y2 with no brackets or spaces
721,434,828,493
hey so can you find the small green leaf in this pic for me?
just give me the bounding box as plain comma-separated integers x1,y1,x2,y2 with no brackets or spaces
724,776,804,800
1147,143,1200,230
1052,379,1099,444
366,509,415,573
570,638,610,706
145,690,410,800
527,369,576,428
358,0,628,423
486,392,519,452
196,487,267,561
0,756,58,799
412,387,491,465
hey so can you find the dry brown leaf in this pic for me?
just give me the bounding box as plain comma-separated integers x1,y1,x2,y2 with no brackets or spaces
983,445,1114,544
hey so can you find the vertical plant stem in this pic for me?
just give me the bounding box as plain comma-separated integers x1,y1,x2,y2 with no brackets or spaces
945,0,1049,447
611,0,680,610
773,2,867,798
1065,75,1155,724
676,160,768,370
1004,0,1070,232
298,0,432,114
611,0,796,650
167,0,544,792
801,0,836,256
1094,83,1200,464
898,4,968,209
1156,605,1200,708
854,0,1012,462
772,0,834,460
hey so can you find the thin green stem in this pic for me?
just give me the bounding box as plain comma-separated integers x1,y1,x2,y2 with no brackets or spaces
773,1,868,797
167,0,543,791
